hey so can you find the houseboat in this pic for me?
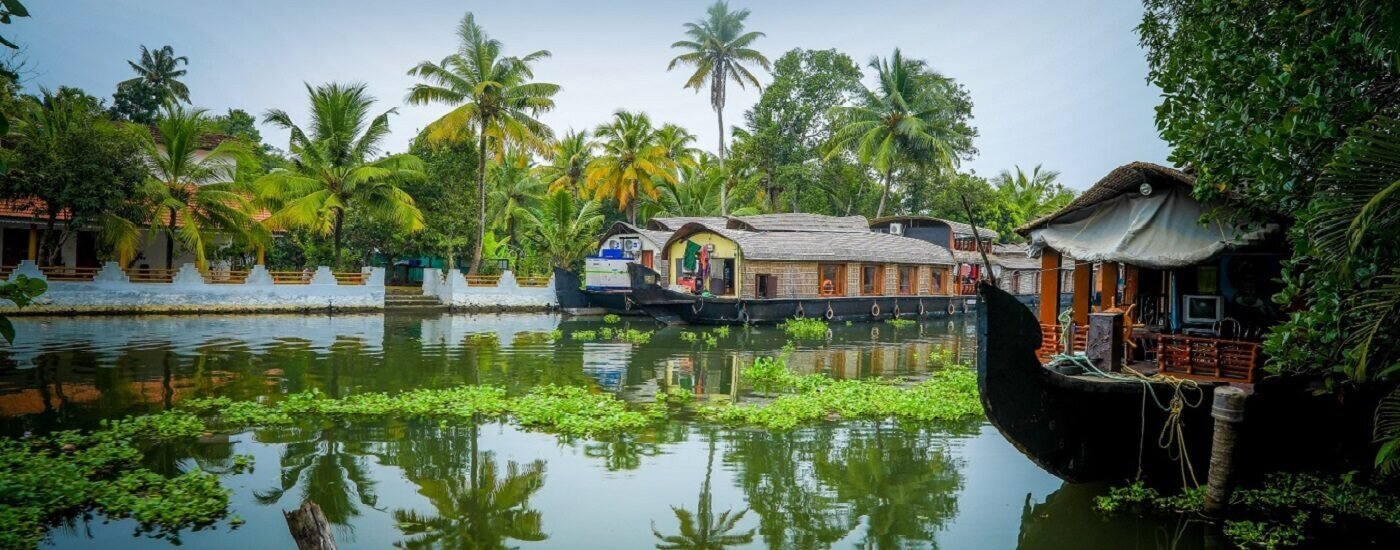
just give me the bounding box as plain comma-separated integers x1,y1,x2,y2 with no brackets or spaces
554,217,723,315
627,213,962,324
976,162,1352,483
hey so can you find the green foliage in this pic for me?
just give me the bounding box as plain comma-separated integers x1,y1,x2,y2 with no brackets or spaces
713,325,730,338
781,317,828,340
1098,473,1400,549
744,344,798,394
570,330,598,341
659,386,694,404
704,367,982,430
0,274,45,343
584,110,679,223
510,385,655,436
928,345,955,369
617,329,653,344
602,314,621,324
884,318,915,329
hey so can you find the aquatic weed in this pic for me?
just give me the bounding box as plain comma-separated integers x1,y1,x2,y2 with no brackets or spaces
680,332,698,343
781,318,829,340
713,326,730,338
884,318,915,329
602,314,621,324
929,345,956,368
571,330,598,341
704,367,982,430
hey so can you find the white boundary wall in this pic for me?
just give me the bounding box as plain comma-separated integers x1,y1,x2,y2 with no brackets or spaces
0,261,385,314
425,268,556,309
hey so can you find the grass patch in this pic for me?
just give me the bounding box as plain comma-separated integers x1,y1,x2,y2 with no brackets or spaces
602,314,621,324
884,318,916,328
781,317,829,340
704,367,982,430
1096,474,1400,549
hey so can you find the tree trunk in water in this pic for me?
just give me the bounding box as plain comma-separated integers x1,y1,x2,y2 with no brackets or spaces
875,167,893,219
716,105,727,216
469,132,487,275
40,211,59,267
284,500,337,550
165,209,177,271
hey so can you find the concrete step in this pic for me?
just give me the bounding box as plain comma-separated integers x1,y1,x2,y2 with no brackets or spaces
386,286,426,295
386,295,440,302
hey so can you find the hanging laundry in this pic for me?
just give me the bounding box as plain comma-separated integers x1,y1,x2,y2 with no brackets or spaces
683,240,701,272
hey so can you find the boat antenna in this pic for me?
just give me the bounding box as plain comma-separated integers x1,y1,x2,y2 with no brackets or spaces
960,194,997,287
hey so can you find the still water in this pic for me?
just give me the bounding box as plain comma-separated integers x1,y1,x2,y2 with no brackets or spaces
0,313,1228,549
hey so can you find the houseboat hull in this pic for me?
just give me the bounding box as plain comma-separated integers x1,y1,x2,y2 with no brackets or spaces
627,263,975,325
976,280,1218,483
552,267,642,316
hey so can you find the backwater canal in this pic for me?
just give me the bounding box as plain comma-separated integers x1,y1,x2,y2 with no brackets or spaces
1,313,1237,549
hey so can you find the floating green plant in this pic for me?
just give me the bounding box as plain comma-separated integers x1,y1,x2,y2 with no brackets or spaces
929,345,955,369
680,332,698,342
713,326,730,338
602,313,621,324
513,331,556,345
884,318,915,328
704,367,982,430
571,330,598,341
781,317,829,340
617,329,653,344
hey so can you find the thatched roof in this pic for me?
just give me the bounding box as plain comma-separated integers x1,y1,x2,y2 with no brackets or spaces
726,213,870,233
991,243,1040,270
646,217,727,231
599,222,671,249
664,223,955,265
869,215,999,240
1017,162,1194,235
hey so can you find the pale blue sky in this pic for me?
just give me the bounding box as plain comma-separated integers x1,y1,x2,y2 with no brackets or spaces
14,0,1169,190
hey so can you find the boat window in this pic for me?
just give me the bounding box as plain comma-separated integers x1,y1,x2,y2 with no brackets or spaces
932,270,943,294
861,264,885,295
819,264,846,296
756,274,776,298
898,265,917,295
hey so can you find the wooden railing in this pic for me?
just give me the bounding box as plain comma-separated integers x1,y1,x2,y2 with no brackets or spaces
465,275,500,286
957,282,977,296
1157,335,1261,383
38,266,101,281
129,268,180,283
204,269,249,284
517,276,550,288
334,272,366,285
1037,324,1088,363
0,265,369,286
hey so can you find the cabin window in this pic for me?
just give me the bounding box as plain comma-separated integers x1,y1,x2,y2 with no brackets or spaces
861,264,885,295
932,270,943,294
898,265,917,295
819,264,846,296
756,274,777,298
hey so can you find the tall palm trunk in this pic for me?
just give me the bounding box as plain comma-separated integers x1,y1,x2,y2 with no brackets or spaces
714,75,728,216
165,209,177,270
470,131,488,275
875,166,894,218
332,208,345,269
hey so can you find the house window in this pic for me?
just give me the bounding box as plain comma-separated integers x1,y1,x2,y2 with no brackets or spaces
898,265,917,295
861,264,885,295
819,264,846,296
932,270,943,294
756,274,777,299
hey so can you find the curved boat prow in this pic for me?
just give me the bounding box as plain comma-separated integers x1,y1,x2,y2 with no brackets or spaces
975,281,1212,483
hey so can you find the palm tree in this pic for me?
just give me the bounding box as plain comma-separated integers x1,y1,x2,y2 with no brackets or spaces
407,12,559,274
658,123,703,168
585,111,678,224
129,105,257,270
119,45,191,104
668,0,771,215
536,130,594,196
488,148,544,245
992,164,1073,228
650,163,722,218
521,189,603,269
826,49,971,218
257,82,425,266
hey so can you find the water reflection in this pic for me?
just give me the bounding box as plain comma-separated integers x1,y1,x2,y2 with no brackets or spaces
653,430,756,549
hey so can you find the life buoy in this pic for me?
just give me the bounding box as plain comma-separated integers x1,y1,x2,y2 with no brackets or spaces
794,303,805,319
893,303,901,317
871,302,881,317
692,299,704,314
824,304,835,320
739,309,750,323
918,300,926,316
947,303,956,315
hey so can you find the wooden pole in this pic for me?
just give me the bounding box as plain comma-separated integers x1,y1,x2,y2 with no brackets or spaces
284,500,337,550
1099,262,1119,311
1205,386,1247,515
1121,264,1139,310
1038,249,1061,326
26,225,37,261
1072,261,1092,327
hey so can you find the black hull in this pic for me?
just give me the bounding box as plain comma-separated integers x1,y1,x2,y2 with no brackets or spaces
552,267,643,315
976,281,1216,483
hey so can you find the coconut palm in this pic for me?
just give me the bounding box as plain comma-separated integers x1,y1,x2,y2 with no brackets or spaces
585,111,679,224
407,12,559,274
658,123,703,168
521,189,603,269
826,49,971,218
127,104,257,270
488,148,544,245
992,164,1074,227
650,164,722,218
536,130,594,196
668,0,771,215
257,82,425,266
119,45,191,104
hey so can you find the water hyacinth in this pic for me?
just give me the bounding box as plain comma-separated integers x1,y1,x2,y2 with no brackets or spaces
704,368,982,430
781,317,829,340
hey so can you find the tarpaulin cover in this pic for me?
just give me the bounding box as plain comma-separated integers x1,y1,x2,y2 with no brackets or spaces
1026,186,1276,269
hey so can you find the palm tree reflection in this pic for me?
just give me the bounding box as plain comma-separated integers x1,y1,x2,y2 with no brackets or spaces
652,433,755,549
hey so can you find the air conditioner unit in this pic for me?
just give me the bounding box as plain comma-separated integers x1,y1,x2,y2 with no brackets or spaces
888,222,904,236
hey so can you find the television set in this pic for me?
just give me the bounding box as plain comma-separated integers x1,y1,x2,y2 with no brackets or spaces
1182,295,1224,325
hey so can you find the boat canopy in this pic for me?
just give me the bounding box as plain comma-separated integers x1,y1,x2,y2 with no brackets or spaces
1020,162,1277,269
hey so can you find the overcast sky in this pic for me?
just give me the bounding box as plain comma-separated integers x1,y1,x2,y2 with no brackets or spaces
14,0,1170,190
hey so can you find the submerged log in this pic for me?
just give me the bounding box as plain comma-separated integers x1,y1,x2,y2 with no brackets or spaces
284,500,337,550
